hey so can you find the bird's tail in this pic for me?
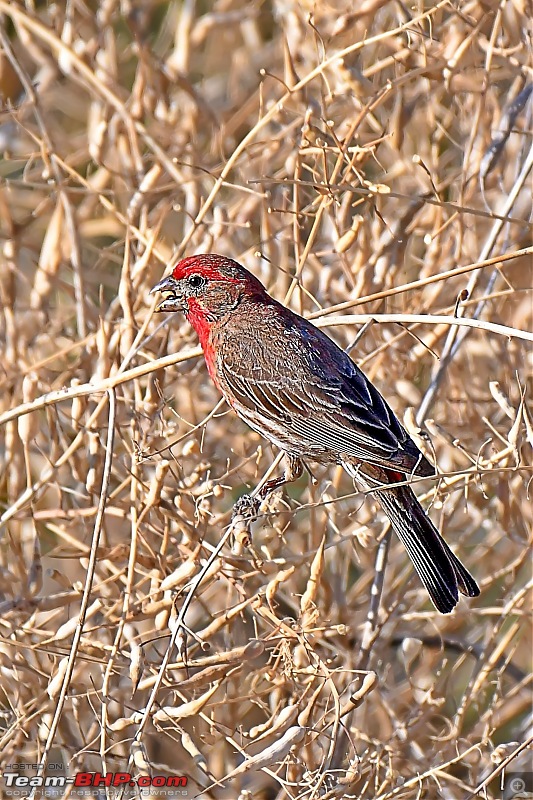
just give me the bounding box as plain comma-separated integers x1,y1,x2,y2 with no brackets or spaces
346,464,479,613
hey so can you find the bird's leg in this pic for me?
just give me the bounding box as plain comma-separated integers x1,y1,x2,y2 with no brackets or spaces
257,453,304,504
233,454,303,520
232,455,303,567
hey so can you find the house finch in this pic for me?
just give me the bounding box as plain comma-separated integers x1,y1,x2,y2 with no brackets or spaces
151,254,479,613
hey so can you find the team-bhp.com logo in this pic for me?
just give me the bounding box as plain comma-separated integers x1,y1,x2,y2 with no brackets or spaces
3,770,188,794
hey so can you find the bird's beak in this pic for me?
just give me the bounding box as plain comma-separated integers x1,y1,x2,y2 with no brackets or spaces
150,275,185,312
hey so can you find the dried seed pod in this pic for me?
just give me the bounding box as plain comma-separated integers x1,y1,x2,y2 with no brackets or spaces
30,201,64,311
17,374,39,445
85,429,101,495
334,215,364,254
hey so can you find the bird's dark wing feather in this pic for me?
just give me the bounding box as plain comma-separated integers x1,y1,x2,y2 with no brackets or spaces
215,302,433,476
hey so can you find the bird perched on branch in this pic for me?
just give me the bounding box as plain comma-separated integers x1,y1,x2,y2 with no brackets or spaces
151,254,479,613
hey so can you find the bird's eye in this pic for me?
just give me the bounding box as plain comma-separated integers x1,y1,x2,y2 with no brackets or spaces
187,274,206,290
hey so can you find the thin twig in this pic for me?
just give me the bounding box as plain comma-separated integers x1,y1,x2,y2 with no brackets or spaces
28,389,116,798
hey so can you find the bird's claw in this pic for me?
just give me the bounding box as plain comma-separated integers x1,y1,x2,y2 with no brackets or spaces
232,493,260,520
231,493,265,567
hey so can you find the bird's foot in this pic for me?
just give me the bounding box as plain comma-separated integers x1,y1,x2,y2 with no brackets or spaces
232,492,261,520
231,493,264,568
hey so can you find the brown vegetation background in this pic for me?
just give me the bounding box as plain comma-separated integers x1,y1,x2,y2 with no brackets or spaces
0,1,531,797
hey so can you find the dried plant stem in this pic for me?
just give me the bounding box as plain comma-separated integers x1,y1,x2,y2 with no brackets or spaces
417,142,533,424
309,246,532,319
28,389,116,797
318,313,533,342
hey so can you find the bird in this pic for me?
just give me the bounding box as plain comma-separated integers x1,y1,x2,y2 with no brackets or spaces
151,254,480,613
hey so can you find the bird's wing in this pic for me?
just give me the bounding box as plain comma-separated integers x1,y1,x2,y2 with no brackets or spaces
216,311,432,476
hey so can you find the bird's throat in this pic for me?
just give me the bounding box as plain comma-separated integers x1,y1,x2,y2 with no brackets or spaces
185,299,219,385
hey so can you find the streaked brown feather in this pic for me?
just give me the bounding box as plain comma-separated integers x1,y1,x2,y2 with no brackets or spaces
213,295,434,476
